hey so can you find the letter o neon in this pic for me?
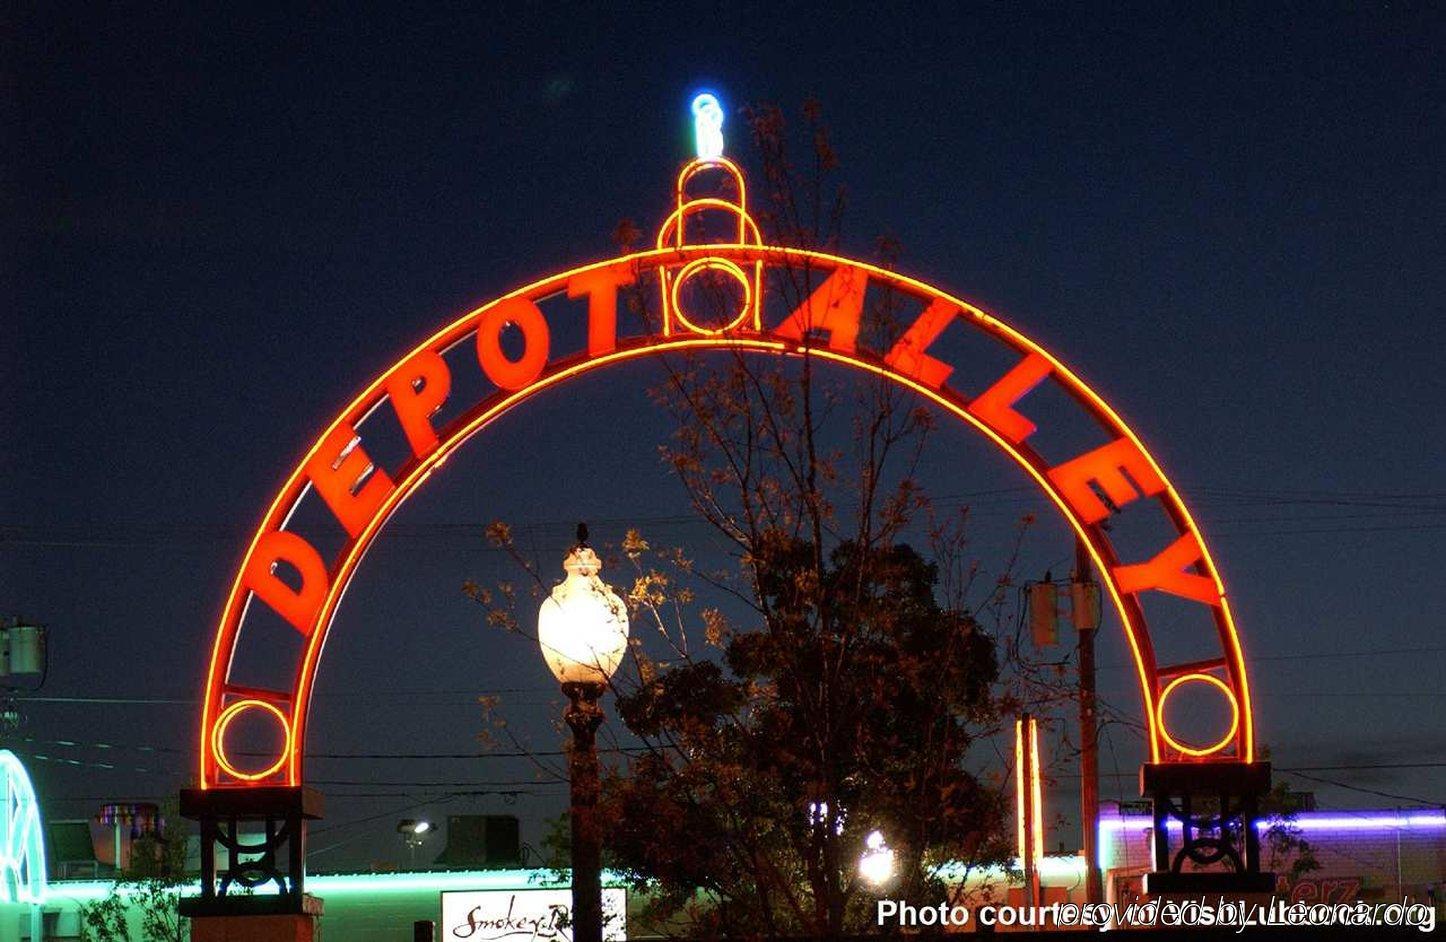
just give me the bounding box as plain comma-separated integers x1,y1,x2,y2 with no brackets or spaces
1156,672,1241,758
212,699,292,782
477,297,551,390
670,257,753,336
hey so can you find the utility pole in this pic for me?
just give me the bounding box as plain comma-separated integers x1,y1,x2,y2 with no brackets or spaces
1072,536,1104,905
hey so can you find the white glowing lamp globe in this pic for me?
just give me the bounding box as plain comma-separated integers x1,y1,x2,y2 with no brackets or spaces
537,545,630,686
858,830,896,887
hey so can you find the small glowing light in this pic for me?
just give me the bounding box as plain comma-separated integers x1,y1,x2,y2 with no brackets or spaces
808,800,845,835
397,818,434,839
858,830,896,887
692,93,724,160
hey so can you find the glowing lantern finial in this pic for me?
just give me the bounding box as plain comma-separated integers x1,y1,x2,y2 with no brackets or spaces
536,525,630,686
692,93,724,160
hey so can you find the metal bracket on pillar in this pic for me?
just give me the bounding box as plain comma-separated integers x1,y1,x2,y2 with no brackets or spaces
1140,761,1275,896
179,786,325,918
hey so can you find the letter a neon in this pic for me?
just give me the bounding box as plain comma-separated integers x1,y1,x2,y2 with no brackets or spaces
771,267,867,353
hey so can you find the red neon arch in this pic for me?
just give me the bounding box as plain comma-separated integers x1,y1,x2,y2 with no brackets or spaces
200,224,1256,790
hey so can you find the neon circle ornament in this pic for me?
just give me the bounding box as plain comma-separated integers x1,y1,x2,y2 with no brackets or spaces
198,122,1258,791
1157,672,1243,758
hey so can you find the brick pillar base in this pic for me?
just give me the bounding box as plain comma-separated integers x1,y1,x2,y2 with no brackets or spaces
189,914,321,942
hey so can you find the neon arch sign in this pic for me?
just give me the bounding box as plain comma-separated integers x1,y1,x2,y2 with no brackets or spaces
198,105,1257,791
0,750,47,905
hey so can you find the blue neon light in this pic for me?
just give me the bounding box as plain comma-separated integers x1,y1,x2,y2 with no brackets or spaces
692,93,725,160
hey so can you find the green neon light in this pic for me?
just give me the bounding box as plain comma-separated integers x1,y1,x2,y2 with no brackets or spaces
48,860,1088,906
0,750,48,904
47,868,630,902
932,855,1087,885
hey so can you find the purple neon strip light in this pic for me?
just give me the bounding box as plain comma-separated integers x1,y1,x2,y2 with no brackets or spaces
1099,810,1446,837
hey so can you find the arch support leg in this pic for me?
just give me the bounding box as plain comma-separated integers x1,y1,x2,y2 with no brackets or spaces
180,787,325,918
1140,761,1275,896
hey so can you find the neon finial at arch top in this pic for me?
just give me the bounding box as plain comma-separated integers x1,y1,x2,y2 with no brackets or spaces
197,95,1256,789
692,92,725,159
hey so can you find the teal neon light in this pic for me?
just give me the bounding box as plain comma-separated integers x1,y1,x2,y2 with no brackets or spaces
47,868,627,902
0,750,47,904
692,93,724,160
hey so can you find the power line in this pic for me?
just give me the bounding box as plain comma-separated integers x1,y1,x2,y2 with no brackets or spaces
1056,761,1446,780
12,734,651,762
310,795,463,837
1278,769,1442,808
13,734,1446,778
5,486,1446,549
314,779,565,788
26,642,1446,710
1210,522,1446,538
16,689,555,706
1095,643,1446,674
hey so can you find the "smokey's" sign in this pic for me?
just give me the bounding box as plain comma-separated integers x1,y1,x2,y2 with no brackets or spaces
440,887,627,941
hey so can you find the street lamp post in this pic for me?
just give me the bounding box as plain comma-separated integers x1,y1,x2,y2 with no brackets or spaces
397,818,433,870
537,524,629,942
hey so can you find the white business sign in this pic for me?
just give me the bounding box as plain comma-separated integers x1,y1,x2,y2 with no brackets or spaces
439,887,627,941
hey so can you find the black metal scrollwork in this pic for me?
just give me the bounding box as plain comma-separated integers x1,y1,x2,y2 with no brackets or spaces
179,786,324,917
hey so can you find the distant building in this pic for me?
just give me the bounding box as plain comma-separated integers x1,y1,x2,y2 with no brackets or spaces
1100,804,1445,909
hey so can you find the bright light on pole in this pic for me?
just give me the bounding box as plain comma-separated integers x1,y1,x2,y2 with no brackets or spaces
396,818,434,869
537,527,630,686
858,829,896,887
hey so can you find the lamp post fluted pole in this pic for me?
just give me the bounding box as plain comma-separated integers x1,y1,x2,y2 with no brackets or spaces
564,681,606,942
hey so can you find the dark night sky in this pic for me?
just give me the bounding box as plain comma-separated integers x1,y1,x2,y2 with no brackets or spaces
3,2,1443,870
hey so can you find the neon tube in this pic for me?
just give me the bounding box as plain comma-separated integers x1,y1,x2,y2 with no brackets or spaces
1099,810,1446,837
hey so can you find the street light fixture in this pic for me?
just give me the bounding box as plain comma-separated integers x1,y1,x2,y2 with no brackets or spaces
397,818,434,870
858,829,896,887
538,523,629,942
